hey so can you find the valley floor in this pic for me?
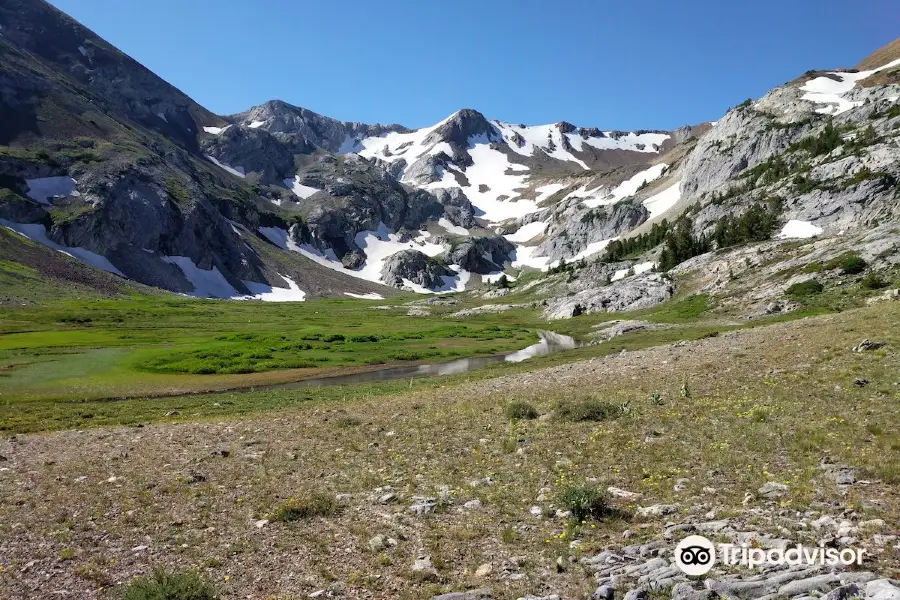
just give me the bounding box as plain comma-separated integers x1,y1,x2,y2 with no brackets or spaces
0,301,897,599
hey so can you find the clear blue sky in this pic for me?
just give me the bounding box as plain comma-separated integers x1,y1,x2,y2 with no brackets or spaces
49,0,896,131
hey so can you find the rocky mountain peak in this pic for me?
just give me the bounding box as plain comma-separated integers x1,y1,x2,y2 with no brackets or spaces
231,100,409,154
421,108,502,148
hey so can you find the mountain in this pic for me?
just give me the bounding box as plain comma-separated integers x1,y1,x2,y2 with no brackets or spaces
1,0,899,314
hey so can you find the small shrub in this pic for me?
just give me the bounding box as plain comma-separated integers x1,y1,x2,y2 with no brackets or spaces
839,255,867,275
271,490,339,522
120,568,217,600
334,415,361,428
860,272,889,290
554,397,623,422
786,280,824,298
558,485,611,521
505,401,538,420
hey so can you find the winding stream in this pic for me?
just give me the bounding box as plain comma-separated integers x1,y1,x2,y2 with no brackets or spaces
268,331,582,390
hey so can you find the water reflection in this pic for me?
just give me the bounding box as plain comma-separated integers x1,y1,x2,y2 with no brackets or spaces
270,331,581,390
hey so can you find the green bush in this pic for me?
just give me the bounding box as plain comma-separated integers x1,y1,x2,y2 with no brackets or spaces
554,397,624,422
120,568,217,600
839,255,867,275
860,272,889,290
505,401,539,420
558,485,611,521
271,490,339,522
786,280,824,298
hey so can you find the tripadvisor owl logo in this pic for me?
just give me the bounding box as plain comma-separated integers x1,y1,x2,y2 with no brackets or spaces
674,534,868,575
674,535,716,575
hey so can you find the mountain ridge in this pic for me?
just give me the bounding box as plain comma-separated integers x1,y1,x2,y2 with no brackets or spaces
1,0,898,313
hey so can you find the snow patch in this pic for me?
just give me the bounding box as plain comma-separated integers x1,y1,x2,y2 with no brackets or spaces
504,221,547,243
611,261,655,282
247,120,266,128
243,275,307,302
429,142,535,223
510,245,550,270
482,271,516,284
260,223,452,293
560,238,614,267
202,125,231,135
25,176,79,204
284,176,322,199
642,180,682,219
401,266,470,294
1,219,123,276
777,220,823,239
156,112,168,123
162,256,238,298
206,155,245,178
800,58,900,115
344,292,385,300
534,183,566,203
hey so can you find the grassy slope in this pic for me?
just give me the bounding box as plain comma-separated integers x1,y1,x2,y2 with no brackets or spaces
0,300,896,599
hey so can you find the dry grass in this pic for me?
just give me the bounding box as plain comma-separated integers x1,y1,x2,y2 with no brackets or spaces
0,302,898,599
857,37,900,70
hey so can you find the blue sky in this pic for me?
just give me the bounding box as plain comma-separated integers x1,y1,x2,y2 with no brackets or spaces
49,0,896,131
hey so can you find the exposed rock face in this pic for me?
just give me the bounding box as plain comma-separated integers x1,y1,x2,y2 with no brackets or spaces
445,236,515,274
535,199,649,262
681,83,900,238
298,159,445,260
230,99,408,154
421,109,502,154
432,188,477,228
200,125,295,185
544,273,674,319
381,250,453,289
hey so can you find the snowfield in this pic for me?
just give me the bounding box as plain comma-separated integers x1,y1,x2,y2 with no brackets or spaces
1,219,123,275
642,179,682,219
349,111,672,226
575,164,668,209
206,155,246,178
778,220,823,239
243,276,307,302
163,254,307,301
284,176,322,199
800,58,900,115
494,121,669,163
611,260,655,282
258,223,461,294
504,221,548,243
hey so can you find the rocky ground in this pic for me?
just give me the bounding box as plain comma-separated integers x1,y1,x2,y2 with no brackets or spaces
0,302,897,599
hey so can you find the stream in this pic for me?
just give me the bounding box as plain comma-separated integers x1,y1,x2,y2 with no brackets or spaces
267,331,582,390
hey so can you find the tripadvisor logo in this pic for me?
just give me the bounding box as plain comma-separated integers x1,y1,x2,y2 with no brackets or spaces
675,535,717,575
674,535,868,575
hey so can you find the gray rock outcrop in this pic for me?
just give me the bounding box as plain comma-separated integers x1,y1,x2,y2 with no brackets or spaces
381,250,454,289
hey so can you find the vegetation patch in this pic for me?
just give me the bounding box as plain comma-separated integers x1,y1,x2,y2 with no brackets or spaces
505,401,539,420
826,253,867,275
558,484,613,521
554,397,626,422
120,568,217,600
786,280,824,299
271,490,340,522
